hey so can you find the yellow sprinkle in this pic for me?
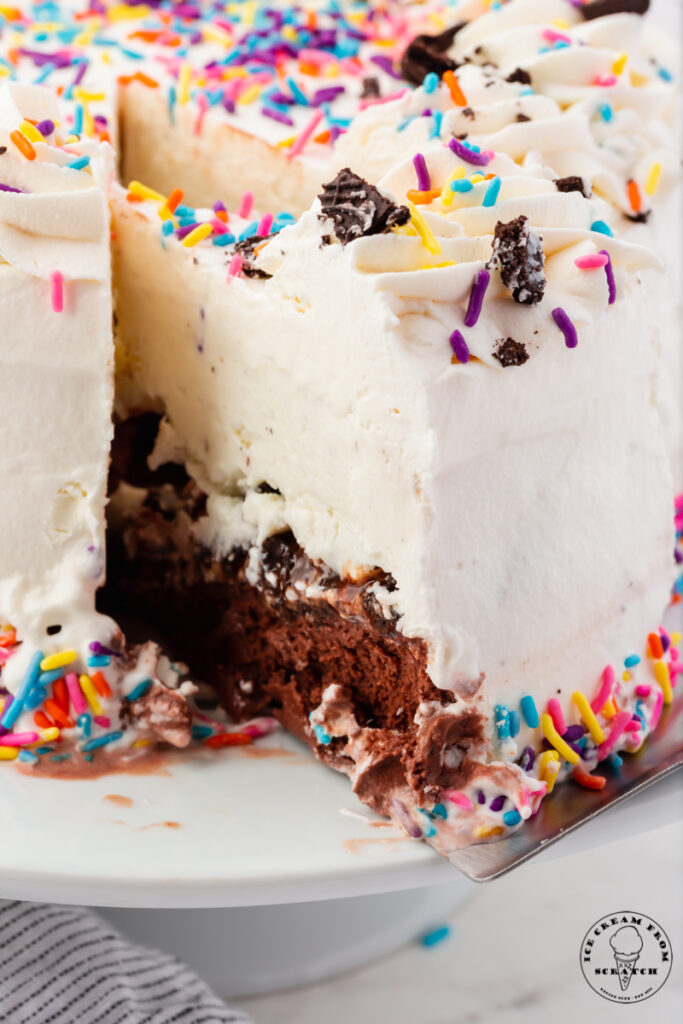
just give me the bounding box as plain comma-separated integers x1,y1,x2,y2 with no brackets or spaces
238,83,261,105
671,632,681,646
406,201,442,256
622,670,631,682
281,24,297,41
74,88,105,103
441,165,466,207
276,136,296,149
222,67,248,80
178,62,192,105
630,70,648,88
74,27,98,48
0,747,19,760
538,752,561,794
132,738,152,748
79,674,102,715
128,180,166,203
654,659,673,704
0,67,10,79
182,223,213,248
470,173,485,184
645,162,662,196
19,120,43,144
38,727,60,743
612,52,628,76
541,712,580,764
40,649,77,672
572,691,605,744
203,25,232,46
424,260,456,269
106,3,150,22
475,824,505,839
552,18,570,29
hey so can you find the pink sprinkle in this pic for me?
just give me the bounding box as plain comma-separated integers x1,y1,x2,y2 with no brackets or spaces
593,74,617,87
443,790,473,811
194,93,208,136
625,718,641,732
590,664,614,713
635,684,652,698
287,108,324,160
210,218,227,233
0,731,39,746
50,270,64,313
649,689,664,731
227,254,243,279
94,715,110,728
242,717,279,739
542,28,571,44
237,190,253,219
670,662,682,680
547,698,566,735
574,253,609,269
257,212,273,237
596,710,632,761
359,89,408,110
65,672,87,715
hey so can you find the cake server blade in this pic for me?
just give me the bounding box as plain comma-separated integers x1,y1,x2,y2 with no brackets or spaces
449,697,683,882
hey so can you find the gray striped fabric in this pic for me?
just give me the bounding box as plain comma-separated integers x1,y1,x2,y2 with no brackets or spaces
0,901,251,1024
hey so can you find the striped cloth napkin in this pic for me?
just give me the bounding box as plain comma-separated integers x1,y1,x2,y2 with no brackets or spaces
0,900,251,1024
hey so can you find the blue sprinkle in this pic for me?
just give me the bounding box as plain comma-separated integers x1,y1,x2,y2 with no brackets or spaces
175,204,194,218
34,746,53,755
520,86,535,96
126,678,152,702
598,102,613,122
38,669,63,688
212,232,235,246
495,704,510,741
25,686,47,711
420,925,451,948
658,67,673,82
482,176,501,207
520,696,539,729
591,219,613,236
430,110,443,140
608,752,623,768
119,48,144,61
78,713,91,739
72,104,83,135
191,724,213,739
81,731,123,752
34,62,57,85
50,753,71,763
1,650,43,729
239,221,259,241
87,654,111,668
396,117,414,132
312,724,331,746
431,803,448,820
66,156,90,171
423,71,439,94
168,84,176,124
508,709,521,738
624,654,641,668
286,76,308,106
18,749,39,765
450,179,473,193
503,809,522,827
161,220,175,237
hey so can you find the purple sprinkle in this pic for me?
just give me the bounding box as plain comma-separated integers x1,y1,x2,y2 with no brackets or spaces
0,183,23,193
449,329,470,364
421,108,433,117
262,107,294,127
392,799,423,839
412,152,430,193
520,745,535,770
476,789,486,805
213,201,226,213
176,222,200,240
661,633,671,653
449,137,491,167
563,724,586,742
73,62,88,88
370,54,402,80
268,91,294,106
600,249,616,304
311,86,345,105
489,794,507,812
35,119,55,137
89,641,121,658
552,306,578,349
223,97,236,115
463,268,490,328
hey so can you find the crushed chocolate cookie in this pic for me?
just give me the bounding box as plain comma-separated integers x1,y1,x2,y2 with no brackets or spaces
580,0,649,18
506,67,532,86
461,106,475,119
625,209,651,223
399,23,464,85
121,680,192,748
360,76,381,99
318,168,409,245
488,216,546,305
515,112,531,122
554,175,591,198
0,146,6,155
232,235,272,278
494,337,529,367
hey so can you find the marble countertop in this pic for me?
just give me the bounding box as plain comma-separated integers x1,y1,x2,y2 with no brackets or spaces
240,820,682,1024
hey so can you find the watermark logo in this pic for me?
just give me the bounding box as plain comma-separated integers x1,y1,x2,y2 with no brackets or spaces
580,912,672,1003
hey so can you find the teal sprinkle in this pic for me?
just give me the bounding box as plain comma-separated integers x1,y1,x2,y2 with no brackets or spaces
38,669,63,687
312,723,331,746
503,808,522,827
126,678,152,702
175,204,194,218
1,650,43,729
78,713,91,738
396,117,413,132
50,753,71,763
239,221,258,241
72,104,83,136
598,102,613,122
81,731,124,752
34,746,53,755
608,752,623,768
18,749,39,765
658,67,673,82
450,179,473,193
520,87,535,96
26,687,47,711
482,176,501,207
84,754,94,762
431,803,447,819
508,709,521,738
168,84,176,125
212,233,235,246
591,220,613,236
161,220,175,237
34,62,57,85
520,695,539,729
191,724,213,739
87,654,110,668
66,156,90,171
495,704,510,741
120,48,144,60
430,110,443,140
624,654,641,668
286,76,308,106
423,72,439,94
420,925,451,949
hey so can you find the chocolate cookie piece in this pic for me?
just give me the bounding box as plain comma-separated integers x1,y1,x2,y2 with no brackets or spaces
488,216,546,305
318,168,410,245
580,0,649,18
506,67,532,85
493,337,529,367
233,234,272,278
399,22,465,85
555,175,591,198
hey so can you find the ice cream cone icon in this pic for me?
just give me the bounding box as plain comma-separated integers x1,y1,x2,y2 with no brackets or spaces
610,926,643,992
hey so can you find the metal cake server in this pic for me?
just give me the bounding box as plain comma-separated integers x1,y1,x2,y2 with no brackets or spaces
449,698,683,882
